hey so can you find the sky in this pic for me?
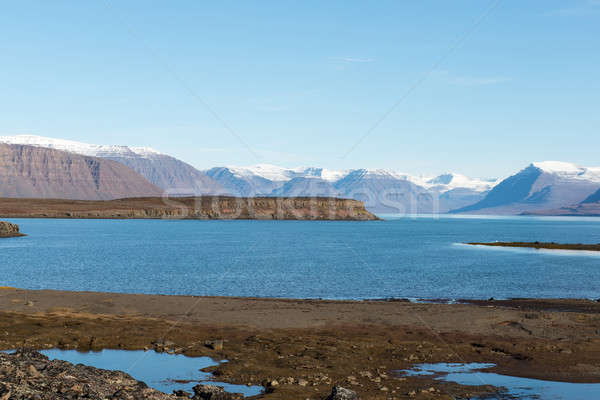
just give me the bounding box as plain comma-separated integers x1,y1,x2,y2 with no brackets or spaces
1,0,599,179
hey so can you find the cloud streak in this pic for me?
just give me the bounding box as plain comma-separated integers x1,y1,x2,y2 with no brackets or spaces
449,76,512,86
434,70,512,87
331,57,375,63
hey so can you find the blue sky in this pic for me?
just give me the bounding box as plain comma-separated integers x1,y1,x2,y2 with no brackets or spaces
1,1,599,178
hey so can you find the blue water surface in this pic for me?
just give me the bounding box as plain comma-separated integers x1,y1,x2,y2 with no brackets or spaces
40,349,262,396
1,215,600,299
400,363,600,400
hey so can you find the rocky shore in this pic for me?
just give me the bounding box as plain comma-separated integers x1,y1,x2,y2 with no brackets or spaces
3,289,600,399
0,221,24,238
0,349,357,400
0,349,172,399
0,197,378,221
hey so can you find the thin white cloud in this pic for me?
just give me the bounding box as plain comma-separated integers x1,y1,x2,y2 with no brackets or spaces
434,70,512,87
449,76,512,86
331,57,375,63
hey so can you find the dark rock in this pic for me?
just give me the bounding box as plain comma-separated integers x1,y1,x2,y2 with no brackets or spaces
325,386,360,400
192,384,237,400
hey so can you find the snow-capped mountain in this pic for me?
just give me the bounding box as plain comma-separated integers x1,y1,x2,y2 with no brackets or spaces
225,164,347,182
425,173,498,192
16,134,600,215
0,135,223,195
452,161,600,214
204,165,495,213
205,165,350,197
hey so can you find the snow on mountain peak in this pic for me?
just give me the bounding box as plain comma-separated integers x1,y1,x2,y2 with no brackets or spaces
532,161,582,174
223,164,498,192
0,134,163,159
227,164,347,182
425,172,496,192
130,147,164,157
532,161,600,183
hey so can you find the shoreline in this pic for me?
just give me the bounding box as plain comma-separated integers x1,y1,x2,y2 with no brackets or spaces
467,241,600,251
2,288,600,398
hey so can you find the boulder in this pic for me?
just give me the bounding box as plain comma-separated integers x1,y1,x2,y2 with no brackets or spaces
0,221,24,238
326,386,360,400
192,384,238,400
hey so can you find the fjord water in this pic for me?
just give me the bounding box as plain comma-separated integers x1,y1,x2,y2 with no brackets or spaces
1,216,600,300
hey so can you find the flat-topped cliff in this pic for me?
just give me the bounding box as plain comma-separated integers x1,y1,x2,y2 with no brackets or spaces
0,221,24,237
0,197,378,221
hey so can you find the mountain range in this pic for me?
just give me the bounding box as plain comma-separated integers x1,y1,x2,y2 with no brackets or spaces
1,135,599,216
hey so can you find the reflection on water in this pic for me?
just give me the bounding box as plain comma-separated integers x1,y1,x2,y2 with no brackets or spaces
399,363,600,400
41,349,262,397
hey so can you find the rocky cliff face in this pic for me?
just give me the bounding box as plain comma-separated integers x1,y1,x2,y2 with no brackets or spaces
0,144,162,200
0,135,224,196
0,197,378,220
0,221,23,237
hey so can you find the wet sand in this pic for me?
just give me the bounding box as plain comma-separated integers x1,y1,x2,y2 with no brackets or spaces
2,288,600,399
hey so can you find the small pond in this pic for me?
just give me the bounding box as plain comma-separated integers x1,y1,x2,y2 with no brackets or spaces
40,349,263,397
400,363,600,400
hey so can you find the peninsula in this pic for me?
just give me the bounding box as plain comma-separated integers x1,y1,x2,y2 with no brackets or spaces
0,196,378,221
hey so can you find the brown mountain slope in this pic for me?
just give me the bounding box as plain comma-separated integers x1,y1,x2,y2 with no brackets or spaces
0,144,162,200
104,152,225,195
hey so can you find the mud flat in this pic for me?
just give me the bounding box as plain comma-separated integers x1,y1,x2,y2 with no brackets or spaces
2,289,600,399
0,196,378,221
467,241,600,251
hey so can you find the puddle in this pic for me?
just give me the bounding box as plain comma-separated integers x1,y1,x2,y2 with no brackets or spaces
399,363,600,399
40,349,262,397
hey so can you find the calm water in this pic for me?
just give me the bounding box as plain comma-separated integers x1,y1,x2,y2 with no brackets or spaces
39,349,262,396
1,216,600,299
400,363,600,399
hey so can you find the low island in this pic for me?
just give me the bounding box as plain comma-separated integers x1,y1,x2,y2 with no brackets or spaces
467,241,600,251
0,221,25,238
